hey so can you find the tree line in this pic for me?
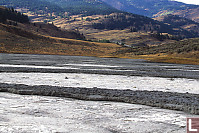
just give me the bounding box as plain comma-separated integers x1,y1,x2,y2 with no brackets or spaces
0,7,29,23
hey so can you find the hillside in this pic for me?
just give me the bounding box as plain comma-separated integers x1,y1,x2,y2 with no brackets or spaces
0,0,121,19
154,14,199,37
0,0,64,14
0,5,199,65
0,6,84,40
0,22,123,56
172,7,199,23
0,6,29,23
41,0,122,15
115,38,199,65
53,12,199,47
0,6,123,57
101,0,199,22
91,13,195,37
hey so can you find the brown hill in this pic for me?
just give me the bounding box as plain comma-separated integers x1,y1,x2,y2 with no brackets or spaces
154,14,199,36
53,13,193,47
173,7,199,23
154,7,199,23
1,6,198,65
0,6,123,57
17,22,85,40
115,37,199,65
0,5,84,40
0,22,122,57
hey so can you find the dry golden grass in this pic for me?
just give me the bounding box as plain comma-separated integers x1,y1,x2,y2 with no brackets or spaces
0,24,122,57
25,14,180,59
52,15,175,47
0,19,198,65
1,26,198,65
1,29,198,65
86,29,175,46
53,15,103,31
148,55,199,65
116,53,199,65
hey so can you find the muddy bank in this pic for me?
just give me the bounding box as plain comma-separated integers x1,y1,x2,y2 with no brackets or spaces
0,83,199,115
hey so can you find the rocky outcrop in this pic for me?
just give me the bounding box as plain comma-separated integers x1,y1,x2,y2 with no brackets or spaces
0,83,199,115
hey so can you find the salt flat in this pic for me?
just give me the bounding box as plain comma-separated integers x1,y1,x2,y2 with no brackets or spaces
0,93,196,133
0,53,199,132
0,72,198,94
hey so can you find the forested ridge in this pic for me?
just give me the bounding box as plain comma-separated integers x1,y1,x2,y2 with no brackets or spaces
0,6,29,23
101,0,198,17
92,13,198,38
0,0,121,16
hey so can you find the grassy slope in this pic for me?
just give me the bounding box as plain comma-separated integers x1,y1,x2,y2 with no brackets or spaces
86,29,175,46
102,0,196,17
0,23,122,57
53,14,177,47
1,22,198,65
0,20,198,65
116,38,199,65
129,53,199,65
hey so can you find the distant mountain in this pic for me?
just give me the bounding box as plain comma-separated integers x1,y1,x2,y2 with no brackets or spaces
2,0,199,22
155,14,199,36
0,0,64,15
0,0,121,16
41,0,122,15
91,13,198,38
101,0,199,22
172,7,199,23
1,0,199,39
0,6,120,57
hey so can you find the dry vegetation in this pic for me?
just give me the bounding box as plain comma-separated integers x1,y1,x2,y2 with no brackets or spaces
1,21,198,65
0,23,122,57
115,38,199,65
0,8,198,66
52,14,176,47
86,29,176,46
129,54,199,65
